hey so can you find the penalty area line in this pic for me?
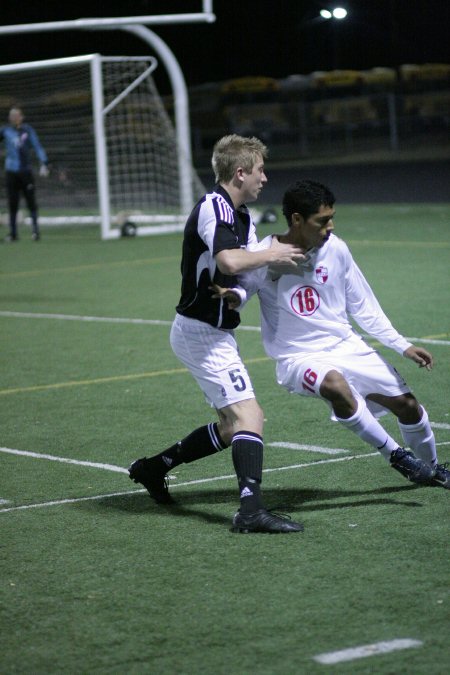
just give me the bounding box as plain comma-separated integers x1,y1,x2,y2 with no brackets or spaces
313,638,423,664
0,451,379,514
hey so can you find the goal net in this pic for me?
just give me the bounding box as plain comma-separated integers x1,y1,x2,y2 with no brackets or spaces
0,54,205,239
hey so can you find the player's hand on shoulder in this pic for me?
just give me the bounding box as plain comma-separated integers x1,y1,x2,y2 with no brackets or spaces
404,345,433,371
269,235,305,267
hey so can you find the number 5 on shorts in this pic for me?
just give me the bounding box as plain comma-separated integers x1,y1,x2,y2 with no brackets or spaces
302,368,318,394
229,368,246,392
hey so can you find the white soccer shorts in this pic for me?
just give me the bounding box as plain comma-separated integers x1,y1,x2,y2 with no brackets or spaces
170,313,255,409
276,333,410,418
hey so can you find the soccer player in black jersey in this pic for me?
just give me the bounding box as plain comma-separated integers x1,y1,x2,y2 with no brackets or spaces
129,135,305,533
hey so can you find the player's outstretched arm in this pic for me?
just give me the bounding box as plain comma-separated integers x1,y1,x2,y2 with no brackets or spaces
216,237,304,275
403,345,433,371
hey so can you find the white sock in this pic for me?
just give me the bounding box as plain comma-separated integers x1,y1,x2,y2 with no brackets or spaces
398,406,437,467
336,397,398,461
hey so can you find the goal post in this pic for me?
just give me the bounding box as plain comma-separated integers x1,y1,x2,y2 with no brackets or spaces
0,54,205,239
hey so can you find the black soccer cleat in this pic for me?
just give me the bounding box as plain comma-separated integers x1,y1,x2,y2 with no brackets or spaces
390,448,434,485
231,508,304,534
430,463,450,489
128,457,175,504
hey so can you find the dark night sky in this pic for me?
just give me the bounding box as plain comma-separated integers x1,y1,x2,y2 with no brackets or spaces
1,1,449,93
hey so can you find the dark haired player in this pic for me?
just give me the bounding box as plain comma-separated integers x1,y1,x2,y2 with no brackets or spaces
234,179,449,488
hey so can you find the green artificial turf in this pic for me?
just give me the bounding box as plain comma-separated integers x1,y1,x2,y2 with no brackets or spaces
0,204,449,674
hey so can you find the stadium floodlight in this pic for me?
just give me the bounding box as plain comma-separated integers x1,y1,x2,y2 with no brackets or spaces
332,8,348,19
320,7,348,20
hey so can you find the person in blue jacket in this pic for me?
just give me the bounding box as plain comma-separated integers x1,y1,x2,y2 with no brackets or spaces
0,107,49,241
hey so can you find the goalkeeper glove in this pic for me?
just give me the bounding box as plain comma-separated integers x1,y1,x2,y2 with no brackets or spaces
39,164,49,177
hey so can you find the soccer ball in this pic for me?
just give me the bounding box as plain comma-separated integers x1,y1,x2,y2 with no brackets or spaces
121,221,137,237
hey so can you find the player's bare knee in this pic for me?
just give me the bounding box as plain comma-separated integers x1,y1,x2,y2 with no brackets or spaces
396,393,422,424
239,398,264,430
320,369,348,400
235,399,264,434
219,398,263,436
320,370,356,417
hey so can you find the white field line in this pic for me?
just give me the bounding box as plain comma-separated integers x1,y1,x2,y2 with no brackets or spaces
0,311,449,346
313,638,423,664
0,447,128,473
268,442,349,455
0,450,379,514
271,439,450,450
0,444,351,469
0,310,172,327
431,422,450,430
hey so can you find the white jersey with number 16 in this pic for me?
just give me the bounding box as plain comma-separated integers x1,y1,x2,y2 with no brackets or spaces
240,233,411,360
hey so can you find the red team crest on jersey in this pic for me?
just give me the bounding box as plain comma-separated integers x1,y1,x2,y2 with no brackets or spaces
290,286,320,316
315,266,328,284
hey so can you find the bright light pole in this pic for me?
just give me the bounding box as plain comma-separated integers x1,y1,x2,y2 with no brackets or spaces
319,7,348,68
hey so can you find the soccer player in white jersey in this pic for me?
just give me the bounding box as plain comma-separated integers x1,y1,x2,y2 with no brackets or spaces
233,179,449,489
129,136,306,533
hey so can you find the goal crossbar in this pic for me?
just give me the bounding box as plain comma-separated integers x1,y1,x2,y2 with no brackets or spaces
0,4,216,36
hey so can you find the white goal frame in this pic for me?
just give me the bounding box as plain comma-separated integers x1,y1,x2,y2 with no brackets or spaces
0,3,216,239
0,54,204,239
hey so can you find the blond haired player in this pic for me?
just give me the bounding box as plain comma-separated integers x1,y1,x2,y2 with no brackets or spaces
129,136,306,533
